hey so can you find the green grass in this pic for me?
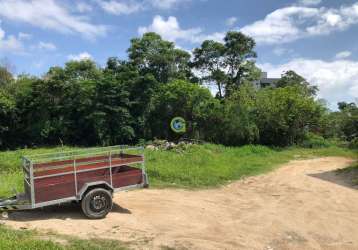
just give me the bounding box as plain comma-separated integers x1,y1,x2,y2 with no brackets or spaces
145,144,357,188
0,146,76,197
0,144,357,197
0,224,128,250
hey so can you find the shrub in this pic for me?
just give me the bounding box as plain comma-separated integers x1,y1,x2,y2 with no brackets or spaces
255,86,324,146
349,137,358,149
301,133,332,148
0,90,15,148
148,79,216,141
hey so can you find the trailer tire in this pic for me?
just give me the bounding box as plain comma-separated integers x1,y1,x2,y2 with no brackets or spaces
81,188,113,219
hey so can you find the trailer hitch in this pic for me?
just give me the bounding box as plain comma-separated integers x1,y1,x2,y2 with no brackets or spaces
0,196,19,212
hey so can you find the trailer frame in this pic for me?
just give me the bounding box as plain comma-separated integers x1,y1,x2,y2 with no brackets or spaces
0,145,149,217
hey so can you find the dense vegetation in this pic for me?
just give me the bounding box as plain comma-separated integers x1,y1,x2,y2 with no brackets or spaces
0,31,357,149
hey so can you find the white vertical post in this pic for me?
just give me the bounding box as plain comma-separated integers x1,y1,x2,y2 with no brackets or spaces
109,151,113,187
30,162,35,208
74,159,78,196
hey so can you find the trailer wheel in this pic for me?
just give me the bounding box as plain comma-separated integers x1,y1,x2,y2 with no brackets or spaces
81,188,113,219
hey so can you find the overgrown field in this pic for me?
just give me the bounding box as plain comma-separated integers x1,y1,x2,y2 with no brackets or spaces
146,144,357,188
0,144,357,197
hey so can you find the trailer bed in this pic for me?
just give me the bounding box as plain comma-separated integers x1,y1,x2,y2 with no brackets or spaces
19,146,148,209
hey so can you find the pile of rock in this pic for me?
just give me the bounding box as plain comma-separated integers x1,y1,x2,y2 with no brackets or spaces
146,139,193,152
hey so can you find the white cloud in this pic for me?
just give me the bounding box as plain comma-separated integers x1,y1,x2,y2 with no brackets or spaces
241,2,358,44
96,0,191,15
226,17,237,27
299,0,322,6
68,52,93,61
0,0,107,39
148,0,188,10
138,15,202,43
0,25,5,40
201,32,225,42
335,51,351,59
273,47,293,56
138,15,225,43
258,58,358,106
0,34,23,52
37,41,57,51
76,2,93,13
0,22,23,53
18,32,32,40
96,0,142,15
241,7,316,44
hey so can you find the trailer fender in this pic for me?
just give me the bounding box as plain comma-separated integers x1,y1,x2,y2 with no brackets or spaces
77,181,114,200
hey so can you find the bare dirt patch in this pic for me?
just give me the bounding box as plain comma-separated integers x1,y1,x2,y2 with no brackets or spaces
3,157,358,250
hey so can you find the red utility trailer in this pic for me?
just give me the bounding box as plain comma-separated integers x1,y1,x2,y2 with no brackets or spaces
0,146,149,219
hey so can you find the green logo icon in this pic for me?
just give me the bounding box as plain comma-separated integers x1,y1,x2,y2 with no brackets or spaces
170,117,186,133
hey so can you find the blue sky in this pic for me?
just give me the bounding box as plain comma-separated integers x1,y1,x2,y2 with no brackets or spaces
0,0,358,107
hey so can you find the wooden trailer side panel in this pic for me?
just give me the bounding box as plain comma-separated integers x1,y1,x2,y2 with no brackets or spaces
112,166,143,189
33,166,143,204
76,169,111,193
34,174,76,203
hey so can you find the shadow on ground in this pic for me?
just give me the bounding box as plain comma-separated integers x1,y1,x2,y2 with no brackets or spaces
308,165,358,190
7,202,131,222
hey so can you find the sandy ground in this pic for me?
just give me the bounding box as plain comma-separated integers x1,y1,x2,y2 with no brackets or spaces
2,157,358,250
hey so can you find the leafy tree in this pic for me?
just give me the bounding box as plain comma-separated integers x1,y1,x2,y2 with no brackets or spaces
223,31,257,95
62,59,102,81
0,66,13,87
220,83,259,145
192,40,227,99
337,102,358,141
0,58,15,88
191,96,223,142
104,57,158,141
12,61,100,146
255,85,323,146
192,31,259,98
92,73,134,146
44,62,99,145
0,89,15,148
276,70,318,96
128,32,192,83
338,102,357,111
149,80,215,140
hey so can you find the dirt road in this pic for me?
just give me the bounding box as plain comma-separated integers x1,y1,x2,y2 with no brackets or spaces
3,157,358,250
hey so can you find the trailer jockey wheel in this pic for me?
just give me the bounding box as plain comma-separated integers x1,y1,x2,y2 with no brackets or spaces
81,188,113,219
